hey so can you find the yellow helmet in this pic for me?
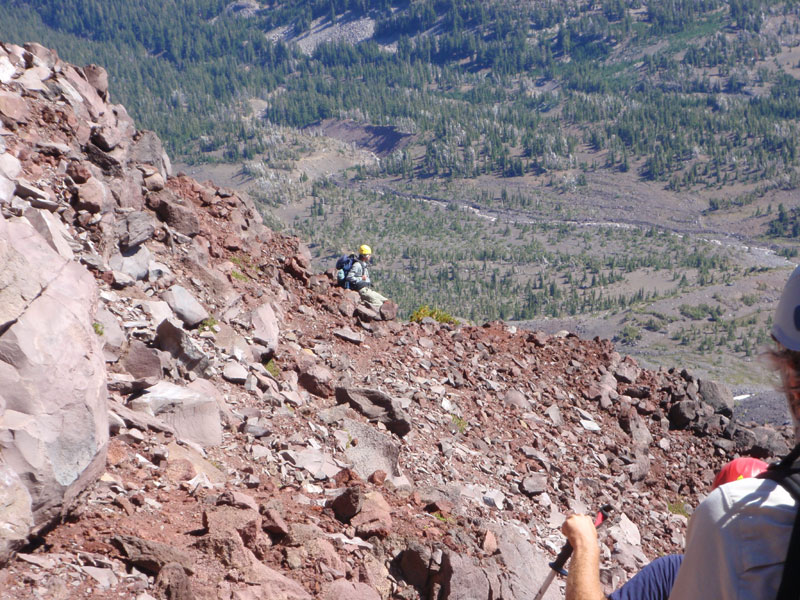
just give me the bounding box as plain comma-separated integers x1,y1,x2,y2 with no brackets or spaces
358,244,372,256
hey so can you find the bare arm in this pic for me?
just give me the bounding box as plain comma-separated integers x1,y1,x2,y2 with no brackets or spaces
562,514,605,600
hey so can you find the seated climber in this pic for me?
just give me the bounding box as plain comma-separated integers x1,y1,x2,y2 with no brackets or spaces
346,244,389,311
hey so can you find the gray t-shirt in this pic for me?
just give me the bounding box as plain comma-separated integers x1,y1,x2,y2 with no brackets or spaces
669,476,796,600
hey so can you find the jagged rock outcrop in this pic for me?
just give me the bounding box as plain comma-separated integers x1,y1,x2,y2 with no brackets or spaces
0,213,108,562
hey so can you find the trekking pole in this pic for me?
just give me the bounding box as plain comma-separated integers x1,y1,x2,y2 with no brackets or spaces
532,504,614,600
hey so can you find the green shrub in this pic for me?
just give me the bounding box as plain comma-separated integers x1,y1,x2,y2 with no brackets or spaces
450,414,468,434
667,499,690,518
231,270,248,282
740,294,758,307
230,254,253,269
199,317,218,332
264,358,280,379
92,322,104,336
410,305,458,325
618,325,642,344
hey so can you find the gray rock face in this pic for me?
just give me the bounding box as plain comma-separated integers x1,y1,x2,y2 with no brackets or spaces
698,379,734,417
0,152,21,179
379,300,398,321
116,210,154,250
342,419,409,488
335,387,412,437
333,327,364,345
620,408,653,447
109,244,151,281
155,319,210,374
520,473,548,496
440,552,492,600
399,524,561,600
127,131,171,179
111,534,194,576
614,358,641,384
222,361,248,384
129,381,222,447
668,400,698,429
280,448,341,481
733,425,791,458
75,177,111,213
331,486,366,523
0,215,108,558
123,340,163,380
83,64,109,97
251,302,278,358
0,174,14,204
488,523,562,599
355,304,380,322
162,285,208,328
147,190,199,237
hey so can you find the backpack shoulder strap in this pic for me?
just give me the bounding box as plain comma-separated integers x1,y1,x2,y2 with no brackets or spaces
758,444,800,600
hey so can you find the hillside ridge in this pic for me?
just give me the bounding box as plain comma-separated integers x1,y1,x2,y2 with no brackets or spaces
0,41,794,600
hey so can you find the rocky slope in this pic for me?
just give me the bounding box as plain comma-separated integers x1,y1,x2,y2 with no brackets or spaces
0,42,794,600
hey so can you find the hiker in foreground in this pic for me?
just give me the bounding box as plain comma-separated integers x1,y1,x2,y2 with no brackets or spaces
341,244,389,311
562,265,800,600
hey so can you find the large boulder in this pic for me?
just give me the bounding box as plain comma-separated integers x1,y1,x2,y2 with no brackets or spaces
161,285,208,328
698,379,734,417
128,381,222,447
146,189,198,237
335,387,412,437
127,131,172,179
0,215,108,563
155,319,210,374
116,210,154,250
342,419,410,488
109,244,152,281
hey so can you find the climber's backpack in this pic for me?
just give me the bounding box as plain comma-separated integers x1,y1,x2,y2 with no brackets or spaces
758,443,800,599
335,254,356,288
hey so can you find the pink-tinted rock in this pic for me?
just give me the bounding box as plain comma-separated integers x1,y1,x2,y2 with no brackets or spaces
83,64,109,97
298,362,334,398
128,131,172,179
59,64,111,124
0,215,108,557
323,580,381,600
91,125,122,152
0,91,30,123
379,300,398,321
147,190,199,236
129,381,222,447
66,161,92,184
109,171,144,209
75,177,111,213
351,492,392,539
23,43,58,68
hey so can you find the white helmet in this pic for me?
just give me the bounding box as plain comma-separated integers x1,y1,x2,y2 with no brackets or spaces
773,266,800,351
